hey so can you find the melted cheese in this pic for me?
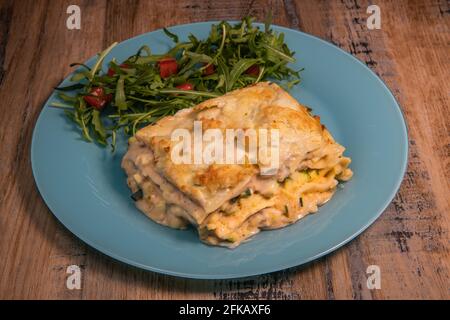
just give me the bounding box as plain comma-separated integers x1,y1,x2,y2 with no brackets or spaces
199,162,350,247
121,82,353,247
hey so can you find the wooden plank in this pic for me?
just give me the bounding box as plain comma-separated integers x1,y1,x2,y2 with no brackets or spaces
0,0,107,299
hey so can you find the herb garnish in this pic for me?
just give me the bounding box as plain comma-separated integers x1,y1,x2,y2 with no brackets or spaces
242,188,253,198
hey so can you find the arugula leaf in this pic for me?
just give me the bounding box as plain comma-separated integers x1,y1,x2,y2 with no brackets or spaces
227,58,260,91
115,76,127,110
55,83,85,91
89,42,118,80
163,28,179,43
264,11,272,33
92,109,107,144
70,70,90,82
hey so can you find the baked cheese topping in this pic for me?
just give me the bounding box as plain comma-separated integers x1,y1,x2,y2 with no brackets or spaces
122,82,353,247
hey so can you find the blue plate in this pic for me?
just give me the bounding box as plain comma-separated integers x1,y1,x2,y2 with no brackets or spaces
31,22,408,279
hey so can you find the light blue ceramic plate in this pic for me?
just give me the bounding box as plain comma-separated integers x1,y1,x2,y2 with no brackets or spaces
31,22,408,279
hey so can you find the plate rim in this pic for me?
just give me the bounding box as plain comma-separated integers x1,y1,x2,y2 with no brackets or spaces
31,21,409,279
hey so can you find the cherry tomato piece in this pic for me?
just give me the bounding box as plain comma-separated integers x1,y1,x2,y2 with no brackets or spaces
159,57,178,78
244,64,260,76
175,83,194,90
203,63,215,76
107,63,130,77
83,87,111,110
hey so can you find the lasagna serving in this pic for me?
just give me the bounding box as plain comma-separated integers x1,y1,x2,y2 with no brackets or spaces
122,82,352,247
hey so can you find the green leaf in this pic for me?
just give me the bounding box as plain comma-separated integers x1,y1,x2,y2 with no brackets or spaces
255,65,265,83
92,109,107,143
134,54,165,64
158,89,220,98
69,62,91,70
70,70,90,82
201,24,227,71
54,83,84,91
110,130,117,152
78,110,93,142
264,11,273,33
261,43,295,63
50,102,74,109
89,42,118,80
184,51,213,63
115,76,127,110
166,42,193,57
163,27,179,43
58,92,77,103
227,58,260,91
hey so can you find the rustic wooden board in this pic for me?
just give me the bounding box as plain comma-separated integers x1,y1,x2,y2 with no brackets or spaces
0,0,448,299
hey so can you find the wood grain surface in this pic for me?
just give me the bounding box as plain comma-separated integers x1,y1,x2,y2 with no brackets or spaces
0,0,448,300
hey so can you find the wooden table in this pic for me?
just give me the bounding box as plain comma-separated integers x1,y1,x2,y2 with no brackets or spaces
0,0,448,300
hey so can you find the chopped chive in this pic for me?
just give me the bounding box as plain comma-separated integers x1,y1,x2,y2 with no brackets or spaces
230,196,240,204
242,188,253,197
131,189,143,201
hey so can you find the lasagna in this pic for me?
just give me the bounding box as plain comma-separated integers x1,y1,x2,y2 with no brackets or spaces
122,82,353,247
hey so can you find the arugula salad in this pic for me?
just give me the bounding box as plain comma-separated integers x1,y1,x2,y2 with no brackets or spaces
53,17,301,150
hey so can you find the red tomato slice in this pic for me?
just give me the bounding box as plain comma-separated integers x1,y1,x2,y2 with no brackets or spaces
83,87,111,110
176,83,194,90
107,63,130,77
203,63,215,76
159,57,178,78
245,64,260,76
